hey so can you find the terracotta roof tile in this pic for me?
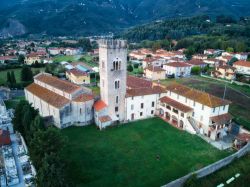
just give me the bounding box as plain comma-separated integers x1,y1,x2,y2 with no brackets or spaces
73,94,94,102
93,100,107,111
35,73,81,94
233,61,250,68
210,113,232,125
166,84,231,108
187,59,206,66
145,66,165,72
127,76,152,89
126,86,165,97
165,62,191,67
99,115,112,123
159,96,193,113
25,83,70,108
67,69,88,77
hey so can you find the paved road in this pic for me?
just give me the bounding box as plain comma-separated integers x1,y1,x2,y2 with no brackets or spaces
10,134,25,187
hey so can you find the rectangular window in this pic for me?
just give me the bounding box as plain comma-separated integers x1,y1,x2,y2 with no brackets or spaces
151,110,154,115
223,105,226,110
213,108,216,112
193,101,196,106
181,113,184,117
200,115,203,121
132,97,134,100
141,103,144,109
202,105,204,110
192,112,195,117
115,107,119,112
185,97,187,103
140,112,143,116
131,105,134,110
152,102,155,107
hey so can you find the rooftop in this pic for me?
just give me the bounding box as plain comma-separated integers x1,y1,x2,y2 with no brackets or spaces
73,94,94,103
159,96,193,113
35,73,81,94
99,115,112,123
25,83,70,108
93,100,107,112
166,84,231,108
165,62,191,67
145,66,165,72
233,61,250,68
127,76,152,89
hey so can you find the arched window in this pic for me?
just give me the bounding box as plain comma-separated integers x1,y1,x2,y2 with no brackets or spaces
118,81,120,88
113,61,116,70
116,96,119,104
115,81,117,89
116,61,119,70
118,61,121,70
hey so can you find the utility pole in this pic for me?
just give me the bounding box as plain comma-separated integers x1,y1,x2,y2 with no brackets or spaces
223,84,227,100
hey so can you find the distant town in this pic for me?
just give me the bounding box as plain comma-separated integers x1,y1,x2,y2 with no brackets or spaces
0,37,250,187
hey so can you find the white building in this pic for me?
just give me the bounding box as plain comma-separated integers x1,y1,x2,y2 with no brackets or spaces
157,84,232,140
163,62,191,78
233,60,250,75
25,73,94,128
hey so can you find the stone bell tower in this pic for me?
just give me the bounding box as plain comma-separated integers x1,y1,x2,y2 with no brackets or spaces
99,39,127,122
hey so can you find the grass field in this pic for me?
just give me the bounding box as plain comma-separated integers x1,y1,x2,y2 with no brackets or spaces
187,153,250,187
0,67,45,85
160,76,250,130
52,55,80,63
62,118,230,187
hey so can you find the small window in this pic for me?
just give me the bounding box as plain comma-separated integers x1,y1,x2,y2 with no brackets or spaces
102,61,105,68
202,105,204,110
151,110,154,115
152,102,155,107
140,112,143,116
115,107,119,112
132,97,134,100
193,101,196,106
141,103,144,109
223,105,226,110
131,104,134,110
116,96,119,104
213,108,216,112
80,108,82,114
192,112,195,117
200,115,203,121
181,113,184,117
185,97,187,103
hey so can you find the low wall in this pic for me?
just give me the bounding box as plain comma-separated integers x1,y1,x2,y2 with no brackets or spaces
162,142,250,187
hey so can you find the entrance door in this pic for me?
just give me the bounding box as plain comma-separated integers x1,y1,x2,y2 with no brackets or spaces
131,113,135,120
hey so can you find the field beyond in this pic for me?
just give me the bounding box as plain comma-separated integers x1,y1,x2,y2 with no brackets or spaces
62,118,230,187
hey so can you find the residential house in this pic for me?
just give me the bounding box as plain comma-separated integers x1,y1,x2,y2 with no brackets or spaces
66,69,91,85
233,61,250,75
163,62,192,78
187,59,207,69
144,66,166,80
157,83,232,141
211,65,236,80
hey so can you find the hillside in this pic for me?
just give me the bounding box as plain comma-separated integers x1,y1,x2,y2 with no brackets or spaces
0,0,250,37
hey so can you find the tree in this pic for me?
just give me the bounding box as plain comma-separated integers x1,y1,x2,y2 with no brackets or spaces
13,100,29,133
127,64,133,72
22,106,34,139
184,47,195,60
6,72,11,85
18,55,25,64
36,153,69,187
248,54,250,62
226,47,234,53
21,65,33,82
191,66,201,75
10,71,16,85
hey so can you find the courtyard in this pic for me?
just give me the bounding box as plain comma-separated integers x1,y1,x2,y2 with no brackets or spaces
62,118,231,187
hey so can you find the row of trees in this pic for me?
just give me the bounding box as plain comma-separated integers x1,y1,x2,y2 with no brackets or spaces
13,100,71,187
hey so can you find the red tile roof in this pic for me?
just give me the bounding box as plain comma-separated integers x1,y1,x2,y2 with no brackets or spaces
166,84,231,108
187,59,206,66
93,100,107,111
73,94,94,102
25,83,70,108
35,73,81,94
210,113,232,125
99,115,112,123
126,86,165,97
236,133,250,142
145,66,165,72
0,130,11,145
67,69,88,77
127,76,152,89
233,61,250,68
165,62,191,67
0,56,16,60
159,96,193,113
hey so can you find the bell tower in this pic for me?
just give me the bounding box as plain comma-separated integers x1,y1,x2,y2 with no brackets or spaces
99,39,127,122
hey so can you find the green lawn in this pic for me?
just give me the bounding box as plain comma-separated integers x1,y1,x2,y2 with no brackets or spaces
79,55,97,67
53,55,80,63
187,153,250,187
0,67,45,85
62,118,230,187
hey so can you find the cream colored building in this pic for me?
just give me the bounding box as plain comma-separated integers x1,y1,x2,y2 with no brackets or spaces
24,54,42,65
211,65,236,80
66,69,91,85
144,66,166,80
25,73,94,128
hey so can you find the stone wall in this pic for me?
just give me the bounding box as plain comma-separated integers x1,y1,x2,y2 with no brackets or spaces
162,142,250,187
